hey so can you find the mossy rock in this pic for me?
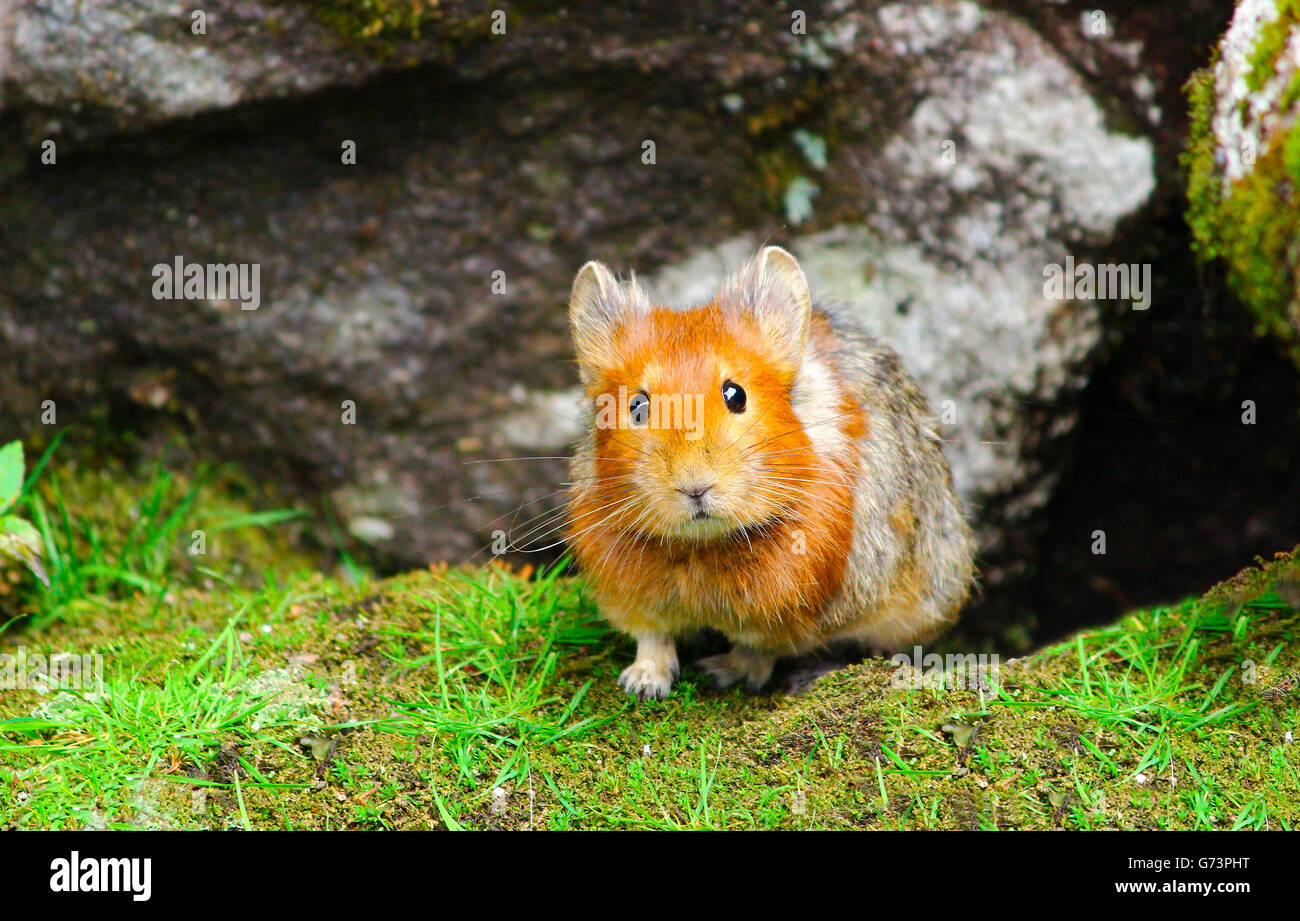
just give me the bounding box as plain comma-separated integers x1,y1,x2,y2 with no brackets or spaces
1185,0,1300,368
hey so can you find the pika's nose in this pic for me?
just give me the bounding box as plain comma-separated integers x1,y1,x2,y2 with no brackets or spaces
676,484,713,500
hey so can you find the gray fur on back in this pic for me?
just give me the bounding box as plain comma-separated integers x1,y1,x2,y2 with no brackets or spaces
803,302,976,649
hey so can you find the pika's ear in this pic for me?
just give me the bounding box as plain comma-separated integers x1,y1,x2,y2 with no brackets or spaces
568,260,647,383
742,246,813,370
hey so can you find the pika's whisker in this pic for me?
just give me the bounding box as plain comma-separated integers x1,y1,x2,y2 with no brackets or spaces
510,488,638,549
517,493,645,553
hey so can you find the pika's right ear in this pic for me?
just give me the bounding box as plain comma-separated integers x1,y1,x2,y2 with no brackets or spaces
569,261,645,383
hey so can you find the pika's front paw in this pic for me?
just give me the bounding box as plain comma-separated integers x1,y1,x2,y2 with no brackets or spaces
696,647,776,692
618,659,678,700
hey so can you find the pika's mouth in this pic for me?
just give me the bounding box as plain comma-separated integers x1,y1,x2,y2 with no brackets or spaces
664,511,783,544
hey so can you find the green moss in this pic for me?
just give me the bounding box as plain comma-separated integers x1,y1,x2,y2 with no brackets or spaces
1246,0,1300,93
1184,45,1300,367
306,0,493,60
4,537,1298,829
745,146,808,217
312,0,443,43
305,0,542,58
4,441,1296,830
727,77,851,225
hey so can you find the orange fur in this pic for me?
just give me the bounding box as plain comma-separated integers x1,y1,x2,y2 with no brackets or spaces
567,303,863,653
565,248,975,699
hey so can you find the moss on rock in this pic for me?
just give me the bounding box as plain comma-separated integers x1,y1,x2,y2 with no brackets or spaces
305,0,506,58
311,0,444,43
1184,1,1300,368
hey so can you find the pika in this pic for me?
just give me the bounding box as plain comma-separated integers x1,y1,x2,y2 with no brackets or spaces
566,246,975,699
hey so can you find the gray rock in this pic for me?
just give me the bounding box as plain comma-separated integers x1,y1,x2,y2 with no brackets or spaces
1,0,420,145
510,4,1155,579
0,0,1155,584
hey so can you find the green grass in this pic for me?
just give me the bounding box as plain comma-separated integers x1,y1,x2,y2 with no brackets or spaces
0,603,328,829
0,438,320,629
0,445,1297,829
373,566,613,803
2,554,1295,830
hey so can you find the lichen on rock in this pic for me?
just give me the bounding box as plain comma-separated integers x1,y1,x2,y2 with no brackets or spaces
1185,0,1300,366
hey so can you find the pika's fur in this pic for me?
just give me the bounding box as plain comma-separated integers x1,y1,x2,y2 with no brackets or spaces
566,247,975,699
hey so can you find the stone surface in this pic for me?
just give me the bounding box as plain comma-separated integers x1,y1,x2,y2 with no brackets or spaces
0,1,1158,589
508,4,1155,576
0,0,466,145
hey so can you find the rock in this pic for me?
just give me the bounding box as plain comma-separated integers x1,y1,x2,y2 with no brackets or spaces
2,1,365,143
1186,0,1300,368
0,0,498,147
567,6,1156,581
0,1,1156,592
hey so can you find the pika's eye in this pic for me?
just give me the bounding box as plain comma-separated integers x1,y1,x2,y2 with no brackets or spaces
722,380,746,414
629,391,650,426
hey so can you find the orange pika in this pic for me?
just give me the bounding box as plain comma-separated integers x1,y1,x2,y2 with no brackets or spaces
566,247,975,699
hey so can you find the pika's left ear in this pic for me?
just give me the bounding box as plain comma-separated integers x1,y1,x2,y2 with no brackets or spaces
569,260,649,384
743,246,813,370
